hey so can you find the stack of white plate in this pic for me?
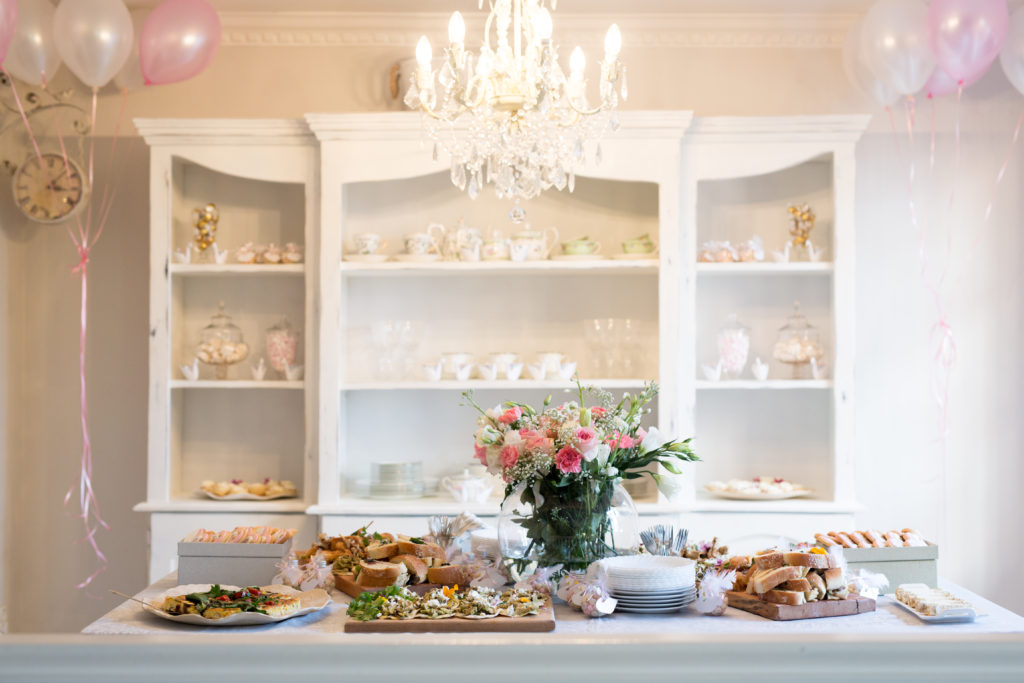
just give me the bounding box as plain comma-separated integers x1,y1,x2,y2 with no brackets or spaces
601,556,697,613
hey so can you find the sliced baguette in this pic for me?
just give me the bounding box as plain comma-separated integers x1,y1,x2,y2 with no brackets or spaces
392,554,428,584
823,567,845,591
366,542,400,560
426,564,467,586
751,566,804,594
762,589,806,606
752,552,784,570
396,539,446,561
777,578,811,592
355,559,408,588
782,552,829,569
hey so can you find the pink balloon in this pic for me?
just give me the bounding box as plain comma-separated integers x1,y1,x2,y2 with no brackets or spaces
927,0,1008,85
0,0,16,66
921,65,983,98
139,0,220,86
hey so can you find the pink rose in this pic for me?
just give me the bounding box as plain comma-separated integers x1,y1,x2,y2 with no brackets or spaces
575,426,599,453
518,428,540,440
498,407,523,424
590,406,608,419
555,446,583,474
500,443,520,468
473,443,488,466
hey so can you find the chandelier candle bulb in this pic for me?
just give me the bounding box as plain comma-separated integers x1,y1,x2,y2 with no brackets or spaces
448,11,465,45
534,8,553,41
416,36,432,66
605,24,622,58
570,46,586,75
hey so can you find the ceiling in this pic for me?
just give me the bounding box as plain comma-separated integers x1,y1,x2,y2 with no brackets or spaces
125,0,878,13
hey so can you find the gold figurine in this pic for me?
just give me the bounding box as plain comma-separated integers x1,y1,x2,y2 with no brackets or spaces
192,203,219,251
787,203,815,247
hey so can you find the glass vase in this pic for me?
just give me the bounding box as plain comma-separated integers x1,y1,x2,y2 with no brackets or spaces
497,479,640,574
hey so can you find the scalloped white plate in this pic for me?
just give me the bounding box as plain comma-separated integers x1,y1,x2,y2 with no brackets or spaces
141,584,331,626
703,485,812,501
199,489,298,501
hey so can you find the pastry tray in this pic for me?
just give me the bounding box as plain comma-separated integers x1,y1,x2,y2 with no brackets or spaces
887,594,983,623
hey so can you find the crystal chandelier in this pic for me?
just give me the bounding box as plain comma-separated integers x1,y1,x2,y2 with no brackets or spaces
405,0,626,200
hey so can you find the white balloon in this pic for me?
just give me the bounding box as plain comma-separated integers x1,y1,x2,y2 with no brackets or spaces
1000,7,1024,96
53,0,134,88
4,0,62,86
860,0,935,96
843,19,901,107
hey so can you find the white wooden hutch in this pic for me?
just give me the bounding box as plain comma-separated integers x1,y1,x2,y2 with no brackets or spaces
137,112,868,581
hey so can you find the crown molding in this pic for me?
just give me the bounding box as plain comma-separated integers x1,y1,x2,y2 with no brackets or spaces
220,11,856,49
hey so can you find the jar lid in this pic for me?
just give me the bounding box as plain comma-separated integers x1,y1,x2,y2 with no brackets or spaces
204,301,240,331
779,301,814,332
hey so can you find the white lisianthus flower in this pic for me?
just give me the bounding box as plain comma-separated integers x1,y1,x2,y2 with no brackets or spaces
639,426,672,455
656,473,686,500
485,405,503,421
480,425,502,445
593,443,611,468
503,430,523,448
603,466,619,478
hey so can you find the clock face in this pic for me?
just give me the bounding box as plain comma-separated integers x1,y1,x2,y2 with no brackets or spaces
12,153,88,224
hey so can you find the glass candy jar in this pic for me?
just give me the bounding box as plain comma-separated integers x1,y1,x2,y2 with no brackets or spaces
498,480,640,574
716,314,751,379
266,318,299,374
195,302,249,379
772,301,824,379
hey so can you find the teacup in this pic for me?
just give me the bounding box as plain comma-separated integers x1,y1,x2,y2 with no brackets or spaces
355,233,387,255
403,232,438,255
622,233,657,255
512,226,559,260
509,242,531,262
482,240,510,261
562,237,601,256
442,351,474,377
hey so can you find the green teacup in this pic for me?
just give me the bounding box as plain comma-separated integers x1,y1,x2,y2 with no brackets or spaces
562,237,601,256
622,233,657,254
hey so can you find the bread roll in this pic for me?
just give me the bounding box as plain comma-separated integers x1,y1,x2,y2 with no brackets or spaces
427,565,467,586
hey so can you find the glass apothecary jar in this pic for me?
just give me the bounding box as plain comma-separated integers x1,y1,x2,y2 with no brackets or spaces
716,314,751,379
195,302,249,379
266,318,299,374
772,301,824,379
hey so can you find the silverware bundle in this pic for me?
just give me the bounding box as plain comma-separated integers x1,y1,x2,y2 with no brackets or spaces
640,525,688,556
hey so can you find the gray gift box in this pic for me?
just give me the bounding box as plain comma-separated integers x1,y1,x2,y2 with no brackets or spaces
177,540,293,586
841,544,938,588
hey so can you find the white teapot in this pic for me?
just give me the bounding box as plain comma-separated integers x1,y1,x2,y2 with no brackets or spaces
440,468,494,504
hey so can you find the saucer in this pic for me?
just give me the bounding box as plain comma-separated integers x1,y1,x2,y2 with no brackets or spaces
612,253,657,260
551,254,606,261
394,253,440,263
344,254,389,263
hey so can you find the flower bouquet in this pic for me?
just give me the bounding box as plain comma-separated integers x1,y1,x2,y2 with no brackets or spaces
464,380,698,573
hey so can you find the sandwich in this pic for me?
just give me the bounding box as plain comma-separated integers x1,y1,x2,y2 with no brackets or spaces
356,559,409,588
396,538,446,564
393,554,429,585
427,564,467,586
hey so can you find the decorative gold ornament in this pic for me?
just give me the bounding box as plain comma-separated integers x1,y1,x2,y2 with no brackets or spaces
192,202,219,251
787,203,816,247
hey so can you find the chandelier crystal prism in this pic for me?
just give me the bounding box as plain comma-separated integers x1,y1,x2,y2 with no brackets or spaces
405,0,626,200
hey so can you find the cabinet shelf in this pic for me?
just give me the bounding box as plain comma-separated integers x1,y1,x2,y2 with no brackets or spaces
341,379,652,391
341,259,658,277
696,262,832,275
170,380,304,390
695,380,832,390
309,497,681,517
690,493,861,514
133,499,310,513
170,264,305,276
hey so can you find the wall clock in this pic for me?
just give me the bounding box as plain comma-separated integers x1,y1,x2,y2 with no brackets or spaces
12,152,89,223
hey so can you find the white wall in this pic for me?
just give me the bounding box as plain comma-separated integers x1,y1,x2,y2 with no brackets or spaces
2,11,1023,632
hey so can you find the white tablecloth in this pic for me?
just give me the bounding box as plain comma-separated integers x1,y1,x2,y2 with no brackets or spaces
83,574,1024,637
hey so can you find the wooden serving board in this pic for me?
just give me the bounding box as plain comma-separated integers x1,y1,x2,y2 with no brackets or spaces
333,573,442,599
726,591,875,621
343,597,556,634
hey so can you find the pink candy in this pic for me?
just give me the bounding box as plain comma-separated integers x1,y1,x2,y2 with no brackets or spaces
267,329,298,373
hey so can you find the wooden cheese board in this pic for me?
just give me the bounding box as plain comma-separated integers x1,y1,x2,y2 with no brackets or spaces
333,573,442,599
726,591,875,621
343,596,556,633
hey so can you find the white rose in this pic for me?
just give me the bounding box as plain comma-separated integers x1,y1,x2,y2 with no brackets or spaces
656,473,686,500
639,426,672,455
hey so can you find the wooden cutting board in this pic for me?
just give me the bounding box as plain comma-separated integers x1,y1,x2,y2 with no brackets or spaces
343,597,556,633
726,591,875,621
333,573,442,599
